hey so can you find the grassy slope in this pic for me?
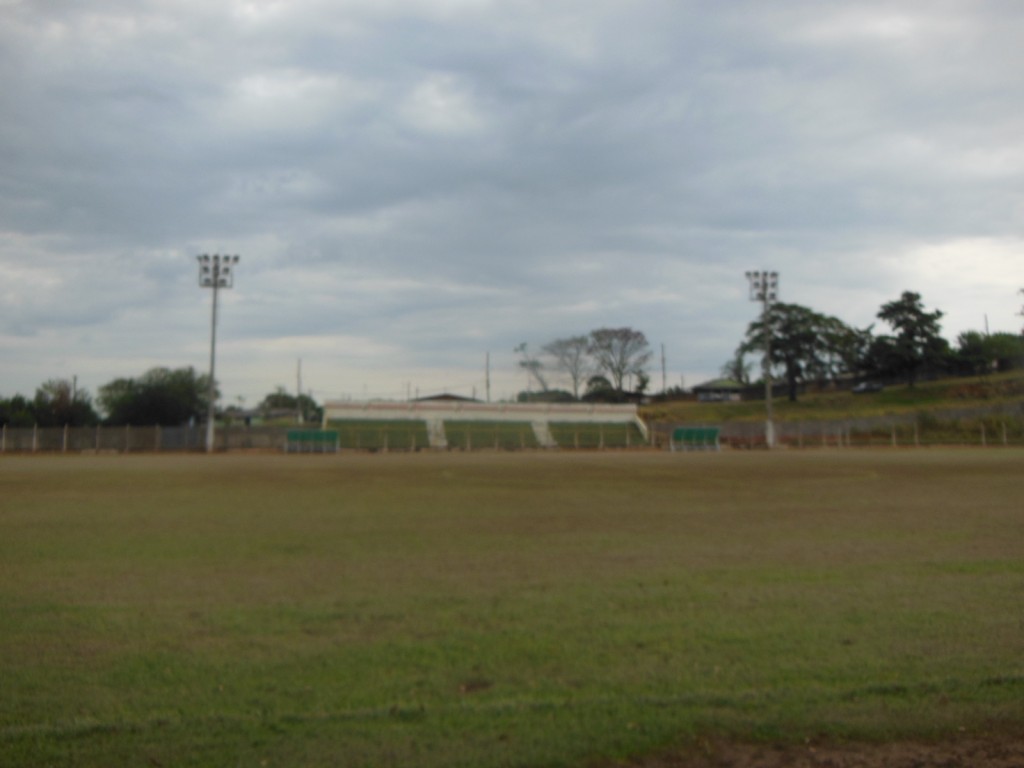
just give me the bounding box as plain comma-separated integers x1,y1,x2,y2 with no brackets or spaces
641,370,1024,425
1,452,1022,767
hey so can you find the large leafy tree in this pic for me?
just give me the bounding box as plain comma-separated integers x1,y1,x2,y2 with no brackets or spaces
33,379,99,427
588,327,652,394
740,303,865,401
0,394,36,427
99,366,211,426
259,387,322,423
543,335,592,400
875,291,946,387
955,331,1024,375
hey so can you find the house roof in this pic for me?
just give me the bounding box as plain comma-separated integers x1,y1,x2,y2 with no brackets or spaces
692,378,745,391
412,393,480,403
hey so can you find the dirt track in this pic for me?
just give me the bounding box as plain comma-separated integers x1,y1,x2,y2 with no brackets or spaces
618,736,1024,767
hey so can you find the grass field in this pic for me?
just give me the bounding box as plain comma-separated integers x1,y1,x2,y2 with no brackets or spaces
1,450,1022,767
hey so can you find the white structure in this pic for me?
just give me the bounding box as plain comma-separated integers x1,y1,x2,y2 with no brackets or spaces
322,400,648,450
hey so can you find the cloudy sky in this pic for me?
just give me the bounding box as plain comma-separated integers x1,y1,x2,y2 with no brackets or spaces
2,0,1022,406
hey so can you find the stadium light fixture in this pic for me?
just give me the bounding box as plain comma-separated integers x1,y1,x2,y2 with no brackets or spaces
745,270,778,448
197,254,240,453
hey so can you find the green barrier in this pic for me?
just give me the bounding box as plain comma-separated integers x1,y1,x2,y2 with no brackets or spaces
670,427,720,451
286,430,340,452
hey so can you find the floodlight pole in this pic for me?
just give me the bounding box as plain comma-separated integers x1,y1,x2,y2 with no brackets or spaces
746,270,778,449
197,254,240,453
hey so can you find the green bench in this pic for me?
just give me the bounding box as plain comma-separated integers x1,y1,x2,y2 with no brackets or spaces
670,427,721,452
285,429,340,453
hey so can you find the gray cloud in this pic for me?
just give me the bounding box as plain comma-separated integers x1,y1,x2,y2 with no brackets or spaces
2,0,1022,403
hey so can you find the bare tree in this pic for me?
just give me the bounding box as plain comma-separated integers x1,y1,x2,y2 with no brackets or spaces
720,349,752,384
588,327,652,393
543,335,592,399
514,342,548,392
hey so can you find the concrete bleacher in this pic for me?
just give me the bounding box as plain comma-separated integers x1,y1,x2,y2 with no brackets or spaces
321,401,648,450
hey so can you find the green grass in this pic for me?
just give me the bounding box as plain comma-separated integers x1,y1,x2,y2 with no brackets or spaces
642,369,1024,424
1,451,1022,766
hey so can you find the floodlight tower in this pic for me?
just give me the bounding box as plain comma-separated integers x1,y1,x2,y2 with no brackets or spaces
745,270,778,448
197,254,240,453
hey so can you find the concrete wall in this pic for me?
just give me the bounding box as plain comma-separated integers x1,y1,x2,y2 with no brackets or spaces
322,400,649,442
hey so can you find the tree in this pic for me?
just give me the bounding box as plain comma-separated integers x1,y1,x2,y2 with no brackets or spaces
33,379,99,426
98,367,211,426
514,343,548,392
543,335,592,400
740,303,864,402
0,394,36,427
876,291,945,387
582,374,617,402
588,327,652,394
259,387,322,423
955,331,1024,375
720,349,752,384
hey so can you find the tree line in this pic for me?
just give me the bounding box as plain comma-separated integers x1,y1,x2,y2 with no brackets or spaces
729,290,1024,401
4,290,1021,425
520,291,1023,404
0,368,320,428
515,327,654,402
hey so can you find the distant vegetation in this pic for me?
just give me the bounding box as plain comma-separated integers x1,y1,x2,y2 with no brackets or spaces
642,369,1024,426
3,289,1021,426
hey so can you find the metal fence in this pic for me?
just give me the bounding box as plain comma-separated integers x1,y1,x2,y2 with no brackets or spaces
5,402,1024,454
650,402,1024,450
0,424,280,453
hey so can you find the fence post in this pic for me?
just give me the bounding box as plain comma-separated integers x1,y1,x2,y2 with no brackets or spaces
63,424,69,453
125,424,131,453
599,425,605,450
1,423,5,452
33,424,38,452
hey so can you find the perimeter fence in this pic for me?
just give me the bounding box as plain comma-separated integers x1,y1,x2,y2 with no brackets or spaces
4,402,1024,454
650,403,1024,450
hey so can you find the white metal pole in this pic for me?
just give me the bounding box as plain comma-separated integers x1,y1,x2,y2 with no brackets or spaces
763,291,775,448
206,271,219,453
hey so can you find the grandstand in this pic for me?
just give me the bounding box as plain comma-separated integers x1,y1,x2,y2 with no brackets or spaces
321,400,649,450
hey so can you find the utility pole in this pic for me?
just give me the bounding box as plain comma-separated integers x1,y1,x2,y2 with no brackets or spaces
486,351,491,403
197,254,240,453
746,270,778,449
296,359,303,424
661,343,667,395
